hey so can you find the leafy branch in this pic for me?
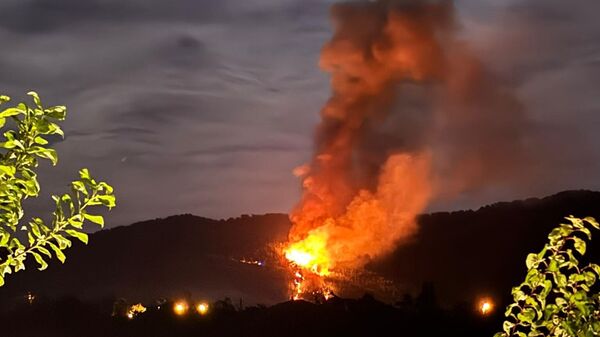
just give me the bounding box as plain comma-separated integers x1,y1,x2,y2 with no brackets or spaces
495,216,600,337
0,92,115,286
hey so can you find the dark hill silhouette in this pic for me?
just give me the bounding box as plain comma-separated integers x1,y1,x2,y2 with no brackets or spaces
0,213,292,306
370,190,600,305
1,190,599,308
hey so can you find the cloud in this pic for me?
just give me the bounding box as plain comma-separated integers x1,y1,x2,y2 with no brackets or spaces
0,0,330,227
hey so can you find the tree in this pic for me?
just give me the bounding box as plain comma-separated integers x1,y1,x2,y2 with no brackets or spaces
495,216,600,337
0,92,116,286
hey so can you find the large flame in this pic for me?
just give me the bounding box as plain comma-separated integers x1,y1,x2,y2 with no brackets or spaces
283,0,528,300
281,0,447,300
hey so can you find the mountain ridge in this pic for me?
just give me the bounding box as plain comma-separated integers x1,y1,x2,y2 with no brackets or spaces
1,190,599,308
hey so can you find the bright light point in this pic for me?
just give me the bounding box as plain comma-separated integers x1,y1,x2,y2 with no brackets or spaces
127,313,134,319
479,298,494,315
173,301,188,316
196,303,209,315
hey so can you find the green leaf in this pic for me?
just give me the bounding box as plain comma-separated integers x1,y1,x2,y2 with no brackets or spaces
79,168,91,180
589,264,600,277
37,246,51,258
27,91,42,108
83,213,104,227
567,215,584,229
1,140,17,149
30,252,48,271
97,195,116,208
45,105,66,119
526,253,540,269
0,233,9,246
34,147,58,165
52,234,71,249
0,107,25,118
0,165,16,176
72,181,88,196
584,217,600,230
517,307,536,323
65,230,88,244
503,321,514,334
48,242,66,263
573,237,586,255
34,136,48,145
68,215,84,229
30,222,42,238
556,297,567,307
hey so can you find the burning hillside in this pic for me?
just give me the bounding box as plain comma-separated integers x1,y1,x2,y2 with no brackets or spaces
282,0,528,300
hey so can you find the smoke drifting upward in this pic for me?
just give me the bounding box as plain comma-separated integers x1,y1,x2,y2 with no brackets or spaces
284,0,528,295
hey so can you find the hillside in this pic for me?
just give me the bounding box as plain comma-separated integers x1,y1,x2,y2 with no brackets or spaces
1,190,600,308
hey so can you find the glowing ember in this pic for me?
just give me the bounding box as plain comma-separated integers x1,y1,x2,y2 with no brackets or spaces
479,298,494,315
235,258,265,267
196,303,209,315
173,301,189,316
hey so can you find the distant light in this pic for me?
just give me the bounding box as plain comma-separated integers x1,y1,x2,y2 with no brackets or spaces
26,292,35,305
479,298,494,316
126,313,134,319
173,301,189,316
196,303,209,315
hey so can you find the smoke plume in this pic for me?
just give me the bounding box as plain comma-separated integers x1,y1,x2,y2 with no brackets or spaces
285,0,528,281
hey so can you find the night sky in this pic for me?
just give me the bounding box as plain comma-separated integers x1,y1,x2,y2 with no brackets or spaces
1,0,599,228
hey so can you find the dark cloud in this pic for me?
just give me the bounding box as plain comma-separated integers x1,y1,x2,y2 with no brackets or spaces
0,0,329,227
1,0,599,227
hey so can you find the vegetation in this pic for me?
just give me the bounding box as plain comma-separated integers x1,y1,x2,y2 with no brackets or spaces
0,92,115,286
495,216,600,337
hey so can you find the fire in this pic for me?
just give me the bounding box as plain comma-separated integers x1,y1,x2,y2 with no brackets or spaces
279,0,445,300
282,0,526,300
284,154,431,299
284,231,330,275
126,303,147,319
